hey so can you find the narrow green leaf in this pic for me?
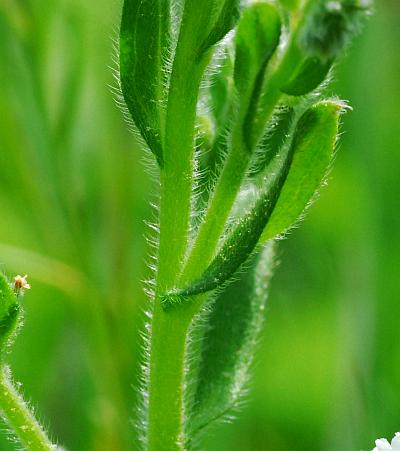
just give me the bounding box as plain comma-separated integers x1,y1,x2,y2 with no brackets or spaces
234,3,282,150
177,180,283,296
260,100,342,242
281,56,332,96
0,274,22,354
119,0,170,166
187,244,275,441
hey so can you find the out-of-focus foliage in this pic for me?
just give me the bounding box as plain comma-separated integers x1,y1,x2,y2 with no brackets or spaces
0,0,398,450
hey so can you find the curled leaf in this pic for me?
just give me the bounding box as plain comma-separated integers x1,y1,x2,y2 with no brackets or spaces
249,107,295,177
180,0,240,61
178,175,284,296
260,100,342,242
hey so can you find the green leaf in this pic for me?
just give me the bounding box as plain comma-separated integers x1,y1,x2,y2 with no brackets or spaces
176,180,283,296
119,0,170,166
187,244,275,441
233,3,282,150
0,274,22,355
260,100,342,242
281,56,332,96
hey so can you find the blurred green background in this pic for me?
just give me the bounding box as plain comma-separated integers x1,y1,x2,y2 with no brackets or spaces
0,1,399,450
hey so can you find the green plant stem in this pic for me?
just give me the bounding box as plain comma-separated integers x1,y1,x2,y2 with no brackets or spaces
157,59,208,288
147,15,212,449
147,163,200,449
0,366,57,450
147,294,207,451
147,304,195,451
149,161,205,450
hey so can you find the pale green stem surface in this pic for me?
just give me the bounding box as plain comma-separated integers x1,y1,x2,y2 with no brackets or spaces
0,366,57,451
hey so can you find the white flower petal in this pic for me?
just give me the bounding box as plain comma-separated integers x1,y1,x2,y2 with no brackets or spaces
376,438,392,451
391,432,400,451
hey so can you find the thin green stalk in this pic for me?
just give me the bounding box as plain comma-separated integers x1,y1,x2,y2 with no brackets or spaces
148,120,208,448
147,304,194,450
181,129,250,282
157,61,208,289
147,160,199,450
147,295,207,450
0,366,57,451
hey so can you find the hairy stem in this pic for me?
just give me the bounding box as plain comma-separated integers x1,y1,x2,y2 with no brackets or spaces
146,14,211,449
182,129,250,282
146,160,197,451
147,305,195,450
156,52,208,289
0,366,57,450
